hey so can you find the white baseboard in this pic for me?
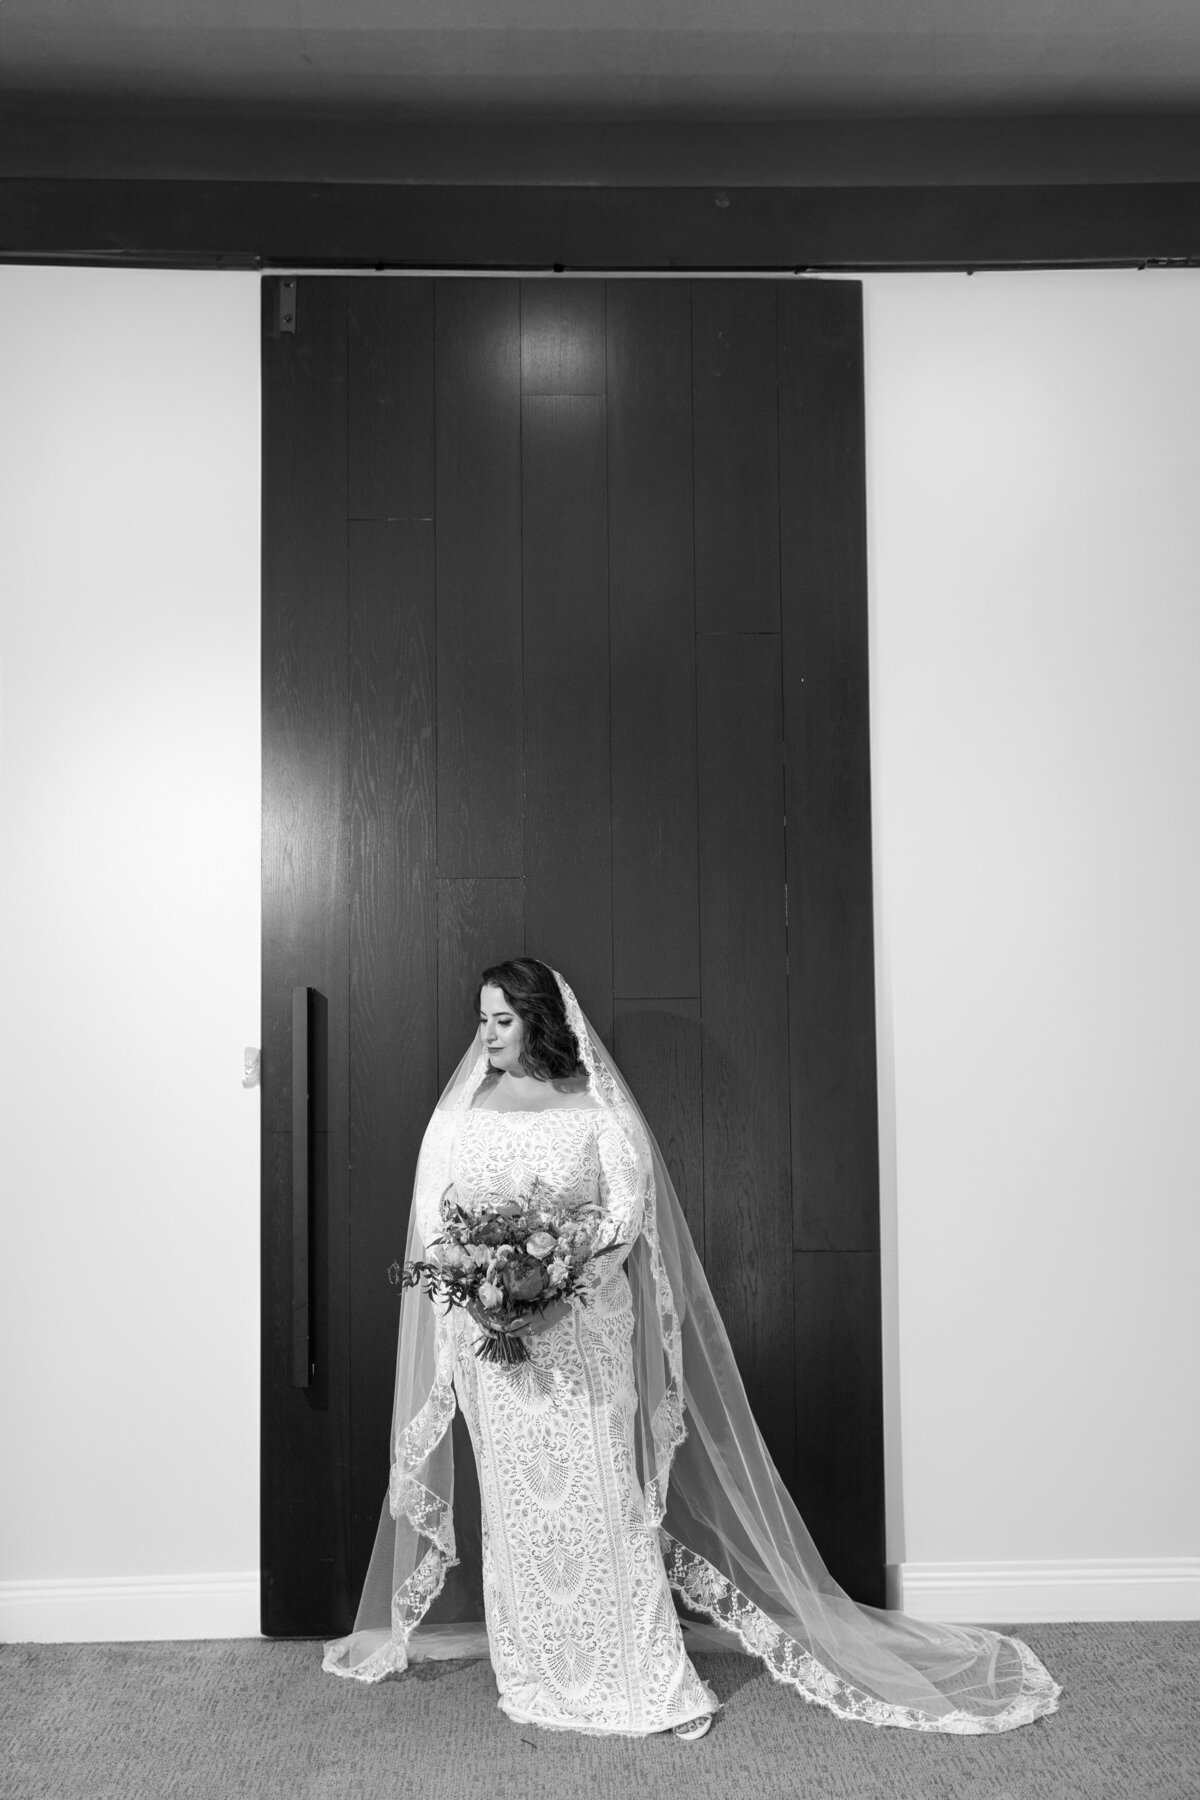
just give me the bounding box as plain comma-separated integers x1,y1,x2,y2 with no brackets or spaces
6,1559,1197,1643
0,1571,261,1643
889,1558,1200,1623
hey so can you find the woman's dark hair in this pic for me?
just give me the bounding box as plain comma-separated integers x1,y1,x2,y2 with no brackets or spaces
477,958,583,1081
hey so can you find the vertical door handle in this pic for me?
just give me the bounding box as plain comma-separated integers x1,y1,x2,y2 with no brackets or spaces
292,986,315,1388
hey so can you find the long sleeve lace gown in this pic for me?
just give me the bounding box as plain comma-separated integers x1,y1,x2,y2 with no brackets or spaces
445,1103,716,1735
325,974,1061,1736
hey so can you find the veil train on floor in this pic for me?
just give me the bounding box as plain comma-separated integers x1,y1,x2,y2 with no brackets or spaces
323,971,1061,1735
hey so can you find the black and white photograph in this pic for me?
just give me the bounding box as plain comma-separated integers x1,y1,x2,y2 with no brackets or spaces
1,6,1198,1798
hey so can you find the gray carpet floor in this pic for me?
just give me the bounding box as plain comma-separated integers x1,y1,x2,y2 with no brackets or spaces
3,1624,1198,1800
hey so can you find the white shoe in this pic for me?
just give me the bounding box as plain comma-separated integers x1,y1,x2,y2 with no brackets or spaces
672,1715,713,1741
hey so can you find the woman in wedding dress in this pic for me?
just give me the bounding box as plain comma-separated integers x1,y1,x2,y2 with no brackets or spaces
324,958,1061,1740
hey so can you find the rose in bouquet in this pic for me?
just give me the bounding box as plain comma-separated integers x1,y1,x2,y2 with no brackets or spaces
396,1178,620,1366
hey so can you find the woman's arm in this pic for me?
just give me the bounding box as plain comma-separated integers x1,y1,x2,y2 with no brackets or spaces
593,1110,646,1255
515,1112,646,1339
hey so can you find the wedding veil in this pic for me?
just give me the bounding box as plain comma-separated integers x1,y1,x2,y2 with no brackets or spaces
324,968,1061,1733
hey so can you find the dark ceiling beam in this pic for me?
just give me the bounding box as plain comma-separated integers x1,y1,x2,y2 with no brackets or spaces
2,178,1198,271
6,104,1200,188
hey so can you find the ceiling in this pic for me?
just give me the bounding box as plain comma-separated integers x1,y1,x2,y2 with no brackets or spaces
5,0,1200,117
5,1,1200,190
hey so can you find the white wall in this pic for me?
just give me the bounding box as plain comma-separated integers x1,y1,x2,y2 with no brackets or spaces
1,265,1195,1640
0,267,261,1638
864,269,1200,1618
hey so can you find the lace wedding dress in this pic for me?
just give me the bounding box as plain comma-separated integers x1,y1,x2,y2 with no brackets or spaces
446,1105,716,1734
324,969,1061,1737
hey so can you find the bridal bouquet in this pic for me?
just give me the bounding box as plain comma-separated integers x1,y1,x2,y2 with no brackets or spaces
396,1178,618,1366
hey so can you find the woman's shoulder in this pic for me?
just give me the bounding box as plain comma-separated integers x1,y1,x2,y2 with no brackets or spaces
474,1097,603,1119
546,1072,600,1110
468,1069,601,1116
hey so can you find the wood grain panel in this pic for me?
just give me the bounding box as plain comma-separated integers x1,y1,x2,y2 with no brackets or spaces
778,281,880,1254
261,276,349,1136
260,1126,339,1629
437,877,525,1089
260,272,884,1635
346,516,438,1582
606,281,700,1000
260,275,353,1632
613,999,704,1257
347,279,435,522
692,282,781,633
435,280,523,877
520,278,606,395
696,630,794,1488
521,391,614,1043
793,1251,885,1607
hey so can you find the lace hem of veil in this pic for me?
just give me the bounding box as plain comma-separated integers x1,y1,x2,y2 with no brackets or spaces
661,1535,1061,1735
392,1371,455,1495
321,1640,404,1682
321,1541,455,1684
324,1304,460,1683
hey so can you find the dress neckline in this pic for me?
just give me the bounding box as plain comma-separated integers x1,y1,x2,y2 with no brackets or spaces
466,1104,600,1119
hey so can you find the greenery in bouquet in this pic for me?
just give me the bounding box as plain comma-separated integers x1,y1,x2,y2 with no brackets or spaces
396,1177,620,1366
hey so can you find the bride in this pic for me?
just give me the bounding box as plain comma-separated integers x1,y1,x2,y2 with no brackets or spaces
324,958,1061,1739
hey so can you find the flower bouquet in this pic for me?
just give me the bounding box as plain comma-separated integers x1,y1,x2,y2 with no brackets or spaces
396,1178,620,1366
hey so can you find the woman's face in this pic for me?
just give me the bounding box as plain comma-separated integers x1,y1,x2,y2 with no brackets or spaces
479,984,525,1074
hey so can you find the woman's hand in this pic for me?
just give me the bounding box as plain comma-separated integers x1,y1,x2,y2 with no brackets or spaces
465,1300,505,1334
465,1297,571,1340
518,1298,570,1338
467,1298,570,1339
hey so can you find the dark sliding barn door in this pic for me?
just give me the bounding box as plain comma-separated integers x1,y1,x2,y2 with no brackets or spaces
261,275,882,1636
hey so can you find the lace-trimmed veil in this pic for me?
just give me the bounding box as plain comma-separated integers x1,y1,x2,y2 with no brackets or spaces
324,969,1060,1734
